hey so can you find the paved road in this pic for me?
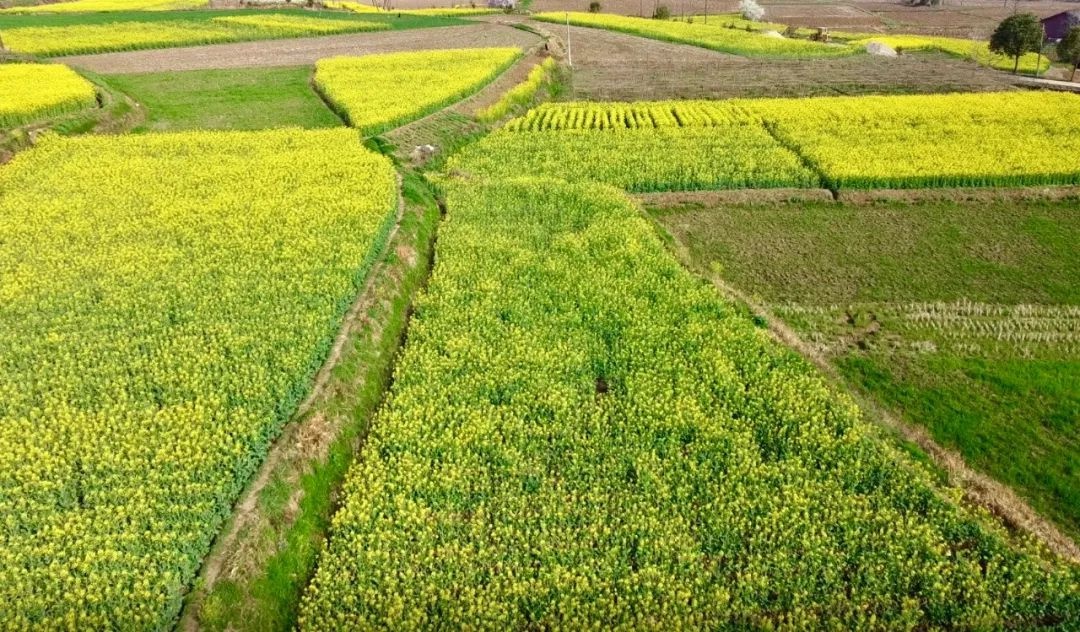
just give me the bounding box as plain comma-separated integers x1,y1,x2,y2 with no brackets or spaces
1014,76,1080,93
61,22,541,74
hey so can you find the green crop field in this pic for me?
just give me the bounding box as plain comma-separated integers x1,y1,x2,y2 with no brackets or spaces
652,196,1080,540
2,5,1079,629
103,66,341,131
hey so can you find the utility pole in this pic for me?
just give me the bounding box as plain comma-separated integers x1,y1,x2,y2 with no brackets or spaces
704,0,708,24
566,12,572,67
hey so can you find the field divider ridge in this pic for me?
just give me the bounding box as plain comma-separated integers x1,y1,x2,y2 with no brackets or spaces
176,169,441,630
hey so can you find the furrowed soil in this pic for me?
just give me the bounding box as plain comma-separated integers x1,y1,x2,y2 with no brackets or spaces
555,25,1014,100
60,22,541,73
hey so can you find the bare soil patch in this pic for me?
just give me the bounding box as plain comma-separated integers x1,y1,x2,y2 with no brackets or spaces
61,22,541,74
457,51,549,114
557,25,1014,100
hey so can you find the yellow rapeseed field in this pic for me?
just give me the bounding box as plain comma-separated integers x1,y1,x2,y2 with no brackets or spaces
327,1,498,16
534,12,858,58
298,176,1080,629
1,0,205,12
0,128,397,629
314,47,522,134
2,14,387,56
211,13,389,35
481,92,1080,189
0,64,97,127
850,34,1049,73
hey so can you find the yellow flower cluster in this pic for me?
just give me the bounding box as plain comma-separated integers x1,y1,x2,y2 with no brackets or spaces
533,11,858,58
850,34,1049,73
476,57,557,123
314,47,521,135
0,128,397,629
450,126,817,191
211,13,389,35
324,0,382,12
478,92,1080,189
3,13,388,57
529,11,1048,72
0,64,97,127
400,6,500,15
299,177,1080,629
327,1,498,16
2,0,205,12
752,91,1080,188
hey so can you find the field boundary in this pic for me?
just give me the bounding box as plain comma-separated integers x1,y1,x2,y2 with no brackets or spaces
636,184,1080,207
0,68,144,164
380,41,549,167
176,170,439,630
646,203,1080,564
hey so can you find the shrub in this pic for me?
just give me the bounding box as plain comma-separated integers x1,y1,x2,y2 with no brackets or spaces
588,1,600,12
651,4,669,19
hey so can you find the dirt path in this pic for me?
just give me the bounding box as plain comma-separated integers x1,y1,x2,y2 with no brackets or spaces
385,39,549,166
60,22,541,74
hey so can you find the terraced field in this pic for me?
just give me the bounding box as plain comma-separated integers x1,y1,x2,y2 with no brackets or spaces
2,4,1078,630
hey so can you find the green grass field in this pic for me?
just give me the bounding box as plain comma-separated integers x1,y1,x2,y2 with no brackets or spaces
104,66,341,131
651,196,1080,540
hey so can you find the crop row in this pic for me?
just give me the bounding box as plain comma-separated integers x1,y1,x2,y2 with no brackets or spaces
449,127,817,191
534,12,860,59
505,100,756,131
474,92,1080,190
3,13,389,57
314,47,521,135
299,177,1080,628
0,64,97,128
0,129,397,629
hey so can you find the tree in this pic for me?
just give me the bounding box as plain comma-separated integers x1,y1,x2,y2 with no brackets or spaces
739,0,765,22
989,13,1044,74
1058,26,1080,82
